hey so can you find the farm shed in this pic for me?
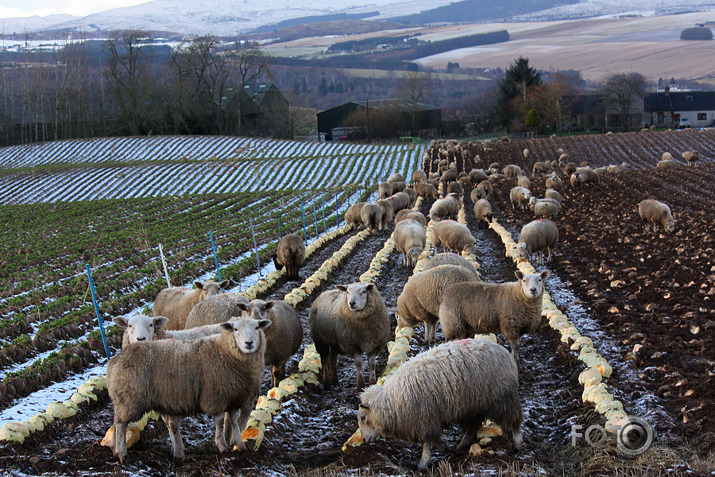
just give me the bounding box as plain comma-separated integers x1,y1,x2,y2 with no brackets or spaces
317,100,441,140
226,83,289,136
559,94,606,132
645,88,715,128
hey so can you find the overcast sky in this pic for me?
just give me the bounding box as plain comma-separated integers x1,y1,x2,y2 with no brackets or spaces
0,0,151,18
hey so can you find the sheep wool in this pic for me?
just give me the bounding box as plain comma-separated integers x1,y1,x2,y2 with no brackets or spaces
638,199,676,233
516,219,559,265
394,219,426,268
185,293,250,328
274,233,305,281
153,279,229,330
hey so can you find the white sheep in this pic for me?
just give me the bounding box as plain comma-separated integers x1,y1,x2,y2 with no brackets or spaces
473,199,493,229
421,253,480,279
412,170,428,184
394,219,426,268
516,219,559,265
509,186,531,210
361,203,383,235
545,173,563,191
517,175,531,189
113,314,227,348
638,199,676,233
502,164,522,179
440,270,550,362
345,202,365,228
308,283,390,390
534,201,559,218
544,189,563,205
185,293,250,329
358,338,522,471
106,318,270,462
153,279,229,330
430,220,477,256
682,150,699,166
394,209,427,227
376,199,395,231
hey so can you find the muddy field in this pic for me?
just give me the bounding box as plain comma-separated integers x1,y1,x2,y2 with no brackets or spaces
1,132,714,476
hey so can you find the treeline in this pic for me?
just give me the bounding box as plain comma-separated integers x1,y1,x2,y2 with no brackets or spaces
680,27,713,40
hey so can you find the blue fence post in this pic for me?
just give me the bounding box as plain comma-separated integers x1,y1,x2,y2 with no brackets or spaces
249,218,262,278
312,201,319,238
301,199,307,243
86,264,111,359
209,232,222,282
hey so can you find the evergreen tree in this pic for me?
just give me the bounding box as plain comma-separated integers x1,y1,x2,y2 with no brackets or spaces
496,56,541,129
525,108,541,134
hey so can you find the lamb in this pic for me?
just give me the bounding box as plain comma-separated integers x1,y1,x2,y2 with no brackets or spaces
468,169,489,185
387,173,404,183
638,199,676,233
473,199,493,229
682,150,699,166
358,338,522,471
273,233,305,281
397,264,478,344
412,170,428,184
113,314,228,348
534,201,559,218
421,253,480,279
509,187,531,210
440,270,550,362
394,209,427,227
430,220,477,256
515,219,559,265
394,219,426,268
153,279,229,330
235,299,303,388
387,192,410,213
414,183,439,199
517,175,531,189
106,317,270,462
376,199,395,231
470,186,488,203
185,293,250,328
308,283,390,390
545,173,563,191
361,203,383,235
345,202,365,228
502,164,522,179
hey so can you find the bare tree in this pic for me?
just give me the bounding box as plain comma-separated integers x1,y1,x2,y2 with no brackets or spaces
230,42,271,135
600,72,647,131
395,72,434,136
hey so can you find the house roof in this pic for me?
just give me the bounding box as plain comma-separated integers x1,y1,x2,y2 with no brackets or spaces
318,100,440,117
645,91,715,112
560,94,604,115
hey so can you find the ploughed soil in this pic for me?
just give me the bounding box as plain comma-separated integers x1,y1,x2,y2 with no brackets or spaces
1,164,713,476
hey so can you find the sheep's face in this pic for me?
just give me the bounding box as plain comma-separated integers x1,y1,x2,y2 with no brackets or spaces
338,283,374,312
407,247,423,267
114,315,168,345
516,270,550,299
464,243,478,257
664,220,676,233
196,279,228,300
222,318,270,354
357,403,380,443
238,300,274,321
516,243,529,259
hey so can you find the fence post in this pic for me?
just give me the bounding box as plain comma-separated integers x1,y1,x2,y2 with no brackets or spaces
158,243,171,287
209,232,222,282
86,265,111,359
249,218,262,278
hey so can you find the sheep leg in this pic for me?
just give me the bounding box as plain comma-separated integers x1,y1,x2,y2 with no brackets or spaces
512,425,524,451
231,407,250,452
163,414,185,459
214,412,230,453
354,353,365,390
367,352,377,386
418,442,433,471
546,246,553,264
113,420,128,463
456,421,482,452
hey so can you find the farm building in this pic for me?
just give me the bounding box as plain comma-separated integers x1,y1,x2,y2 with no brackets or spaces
559,94,606,132
644,88,715,128
226,83,289,136
317,100,441,140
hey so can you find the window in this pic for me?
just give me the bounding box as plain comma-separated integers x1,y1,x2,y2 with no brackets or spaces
698,112,707,121
657,112,664,123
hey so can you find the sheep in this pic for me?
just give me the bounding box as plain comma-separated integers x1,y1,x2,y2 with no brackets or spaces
235,299,303,388
502,164,522,179
113,314,230,348
361,203,383,235
682,150,699,166
517,175,531,189
509,187,531,210
545,173,563,191
468,168,489,185
477,179,493,197
106,317,270,462
473,199,494,229
515,219,559,265
378,182,393,199
185,293,250,328
429,197,458,221
594,166,608,175
440,270,550,362
414,183,439,199
657,159,678,169
661,152,673,162
153,279,229,330
440,169,459,187
421,253,480,279
345,202,365,228
376,199,395,231
390,181,407,194
402,187,418,207
412,170,428,184
532,161,551,178
394,219,426,268
534,201,560,218
446,181,464,195
529,197,561,212
397,264,478,344
387,192,410,213
430,220,477,256
488,162,501,174
273,233,305,281
358,338,522,471
563,162,577,176
458,172,471,187
308,283,390,390
570,166,600,189
470,186,487,203
607,164,625,173
523,148,530,159
638,199,676,233
387,173,404,183
394,209,427,227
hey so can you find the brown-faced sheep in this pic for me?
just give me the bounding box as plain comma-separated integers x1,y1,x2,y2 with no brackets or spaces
185,293,250,328
273,233,305,281
358,338,522,471
516,219,559,265
682,150,699,166
153,279,229,330
236,299,302,388
473,199,494,229
394,209,427,227
440,270,549,362
394,219,427,268
638,199,676,233
397,264,478,344
430,220,477,256
309,283,390,390
361,203,383,235
345,202,365,228
107,318,270,462
509,187,531,210
376,199,395,231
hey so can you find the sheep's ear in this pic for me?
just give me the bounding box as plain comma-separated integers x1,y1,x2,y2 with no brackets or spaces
359,403,370,411
195,281,204,289
113,316,129,327
237,303,249,312
336,285,348,292
220,322,234,332
154,316,169,328
514,270,524,280
540,270,550,280
258,319,271,329
365,284,375,292
265,301,275,310
220,279,230,289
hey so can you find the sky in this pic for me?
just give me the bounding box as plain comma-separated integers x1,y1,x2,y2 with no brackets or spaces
0,0,152,18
